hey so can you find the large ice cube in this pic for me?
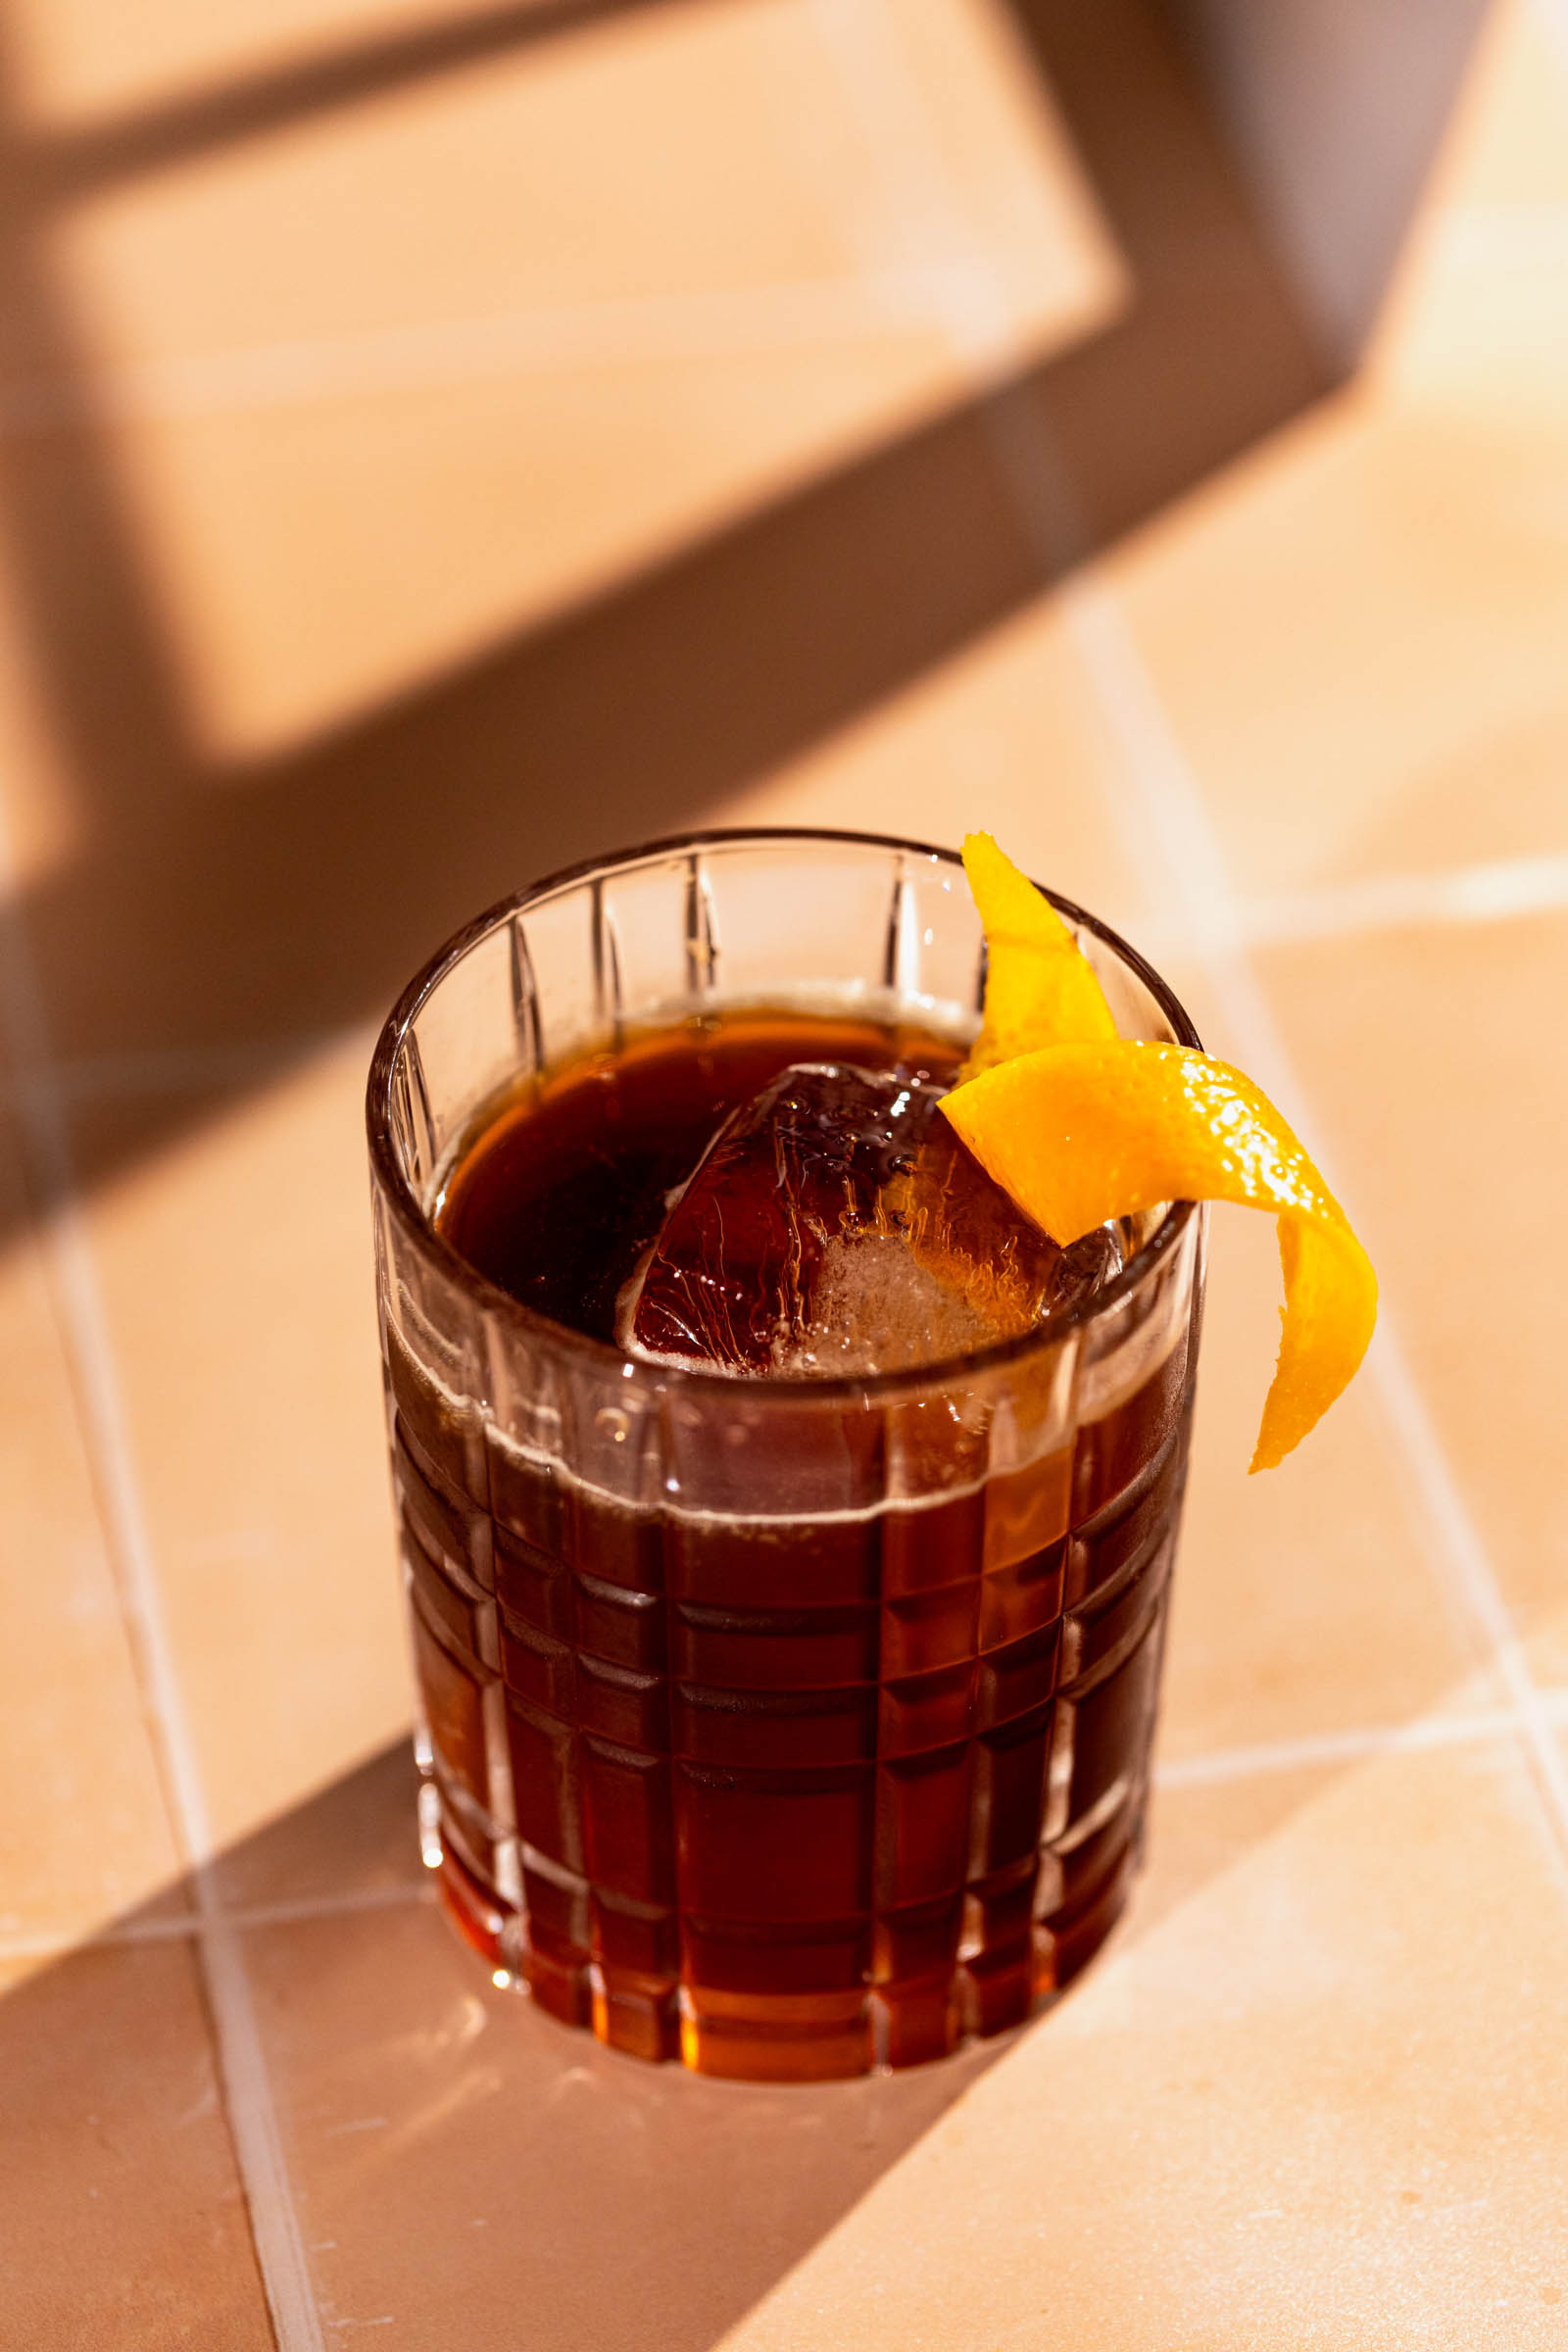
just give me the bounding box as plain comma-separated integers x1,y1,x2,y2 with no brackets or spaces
616,1062,1123,1377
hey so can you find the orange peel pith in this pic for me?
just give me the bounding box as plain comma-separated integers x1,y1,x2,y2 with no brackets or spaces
959,831,1119,1078
946,842,1378,1471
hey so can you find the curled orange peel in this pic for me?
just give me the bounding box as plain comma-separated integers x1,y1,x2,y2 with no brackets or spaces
959,831,1119,1077
946,837,1378,1471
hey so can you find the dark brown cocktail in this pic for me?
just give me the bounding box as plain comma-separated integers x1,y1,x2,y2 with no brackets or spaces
368,834,1203,2080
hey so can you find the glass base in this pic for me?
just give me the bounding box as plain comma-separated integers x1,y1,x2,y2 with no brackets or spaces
425,1794,1143,2081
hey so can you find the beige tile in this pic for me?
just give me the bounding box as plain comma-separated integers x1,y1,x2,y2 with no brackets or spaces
1101,955,1496,1754
825,18,1323,662
69,1036,413,1857
1382,0,1568,217
213,1737,426,1914
1160,1206,1494,1763
718,1739,1568,2348
0,1947,60,1998
0,0,1127,884
17,370,1054,1059
50,7,858,341
5,0,1252,800
241,1894,1006,2352
795,0,1126,323
1366,0,1568,414
0,540,86,887
1380,203,1568,420
1104,393,1568,903
6,0,485,127
0,0,1315,1064
87,330,1004,762
1252,913,1568,1686
0,0,1559,2336
0,1935,273,2347
47,0,1116,352
0,1107,183,1948
1093,6,1568,906
719,587,1156,943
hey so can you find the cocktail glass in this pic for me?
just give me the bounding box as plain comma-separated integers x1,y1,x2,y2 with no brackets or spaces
366,829,1204,2080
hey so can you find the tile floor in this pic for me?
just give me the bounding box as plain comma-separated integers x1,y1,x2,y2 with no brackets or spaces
2,0,1566,2342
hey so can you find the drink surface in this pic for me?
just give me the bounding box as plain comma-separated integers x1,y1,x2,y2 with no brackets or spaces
396,1009,1195,2077
437,1010,1123,1371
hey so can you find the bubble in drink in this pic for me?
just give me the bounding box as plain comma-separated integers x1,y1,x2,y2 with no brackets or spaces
617,1061,1124,1376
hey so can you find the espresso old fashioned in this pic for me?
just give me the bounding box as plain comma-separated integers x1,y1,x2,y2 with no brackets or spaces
368,834,1206,2081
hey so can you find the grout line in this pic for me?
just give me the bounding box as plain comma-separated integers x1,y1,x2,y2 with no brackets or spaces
5,1685,1564,1968
0,839,1561,1122
1362,1325,1568,1890
811,0,1568,1896
25,834,1537,1118
1042,565,1568,1890
0,1021,378,1122
217,1881,438,1935
0,811,325,2350
0,264,1018,434
10,1680,1568,1970
803,1,992,269
803,0,1028,372
1155,1707,1531,1789
0,1878,440,1965
1227,854,1568,952
37,1027,371,1101
10,1680,1568,1968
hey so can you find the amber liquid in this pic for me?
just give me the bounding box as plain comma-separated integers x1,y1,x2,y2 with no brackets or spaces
389,1012,1196,2078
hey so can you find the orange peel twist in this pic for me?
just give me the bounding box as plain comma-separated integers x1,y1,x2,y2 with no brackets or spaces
945,834,1378,1470
958,830,1120,1076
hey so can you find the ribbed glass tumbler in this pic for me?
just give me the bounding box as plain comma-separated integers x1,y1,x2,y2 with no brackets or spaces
367,830,1205,2081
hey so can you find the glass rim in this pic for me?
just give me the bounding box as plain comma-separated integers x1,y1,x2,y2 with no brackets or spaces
366,824,1204,1405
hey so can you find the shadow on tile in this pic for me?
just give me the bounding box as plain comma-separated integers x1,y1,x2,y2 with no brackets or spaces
4,1740,1018,2351
0,1697,1500,2349
0,1727,1319,2351
22,0,677,203
0,0,1491,1224
0,1936,278,2348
